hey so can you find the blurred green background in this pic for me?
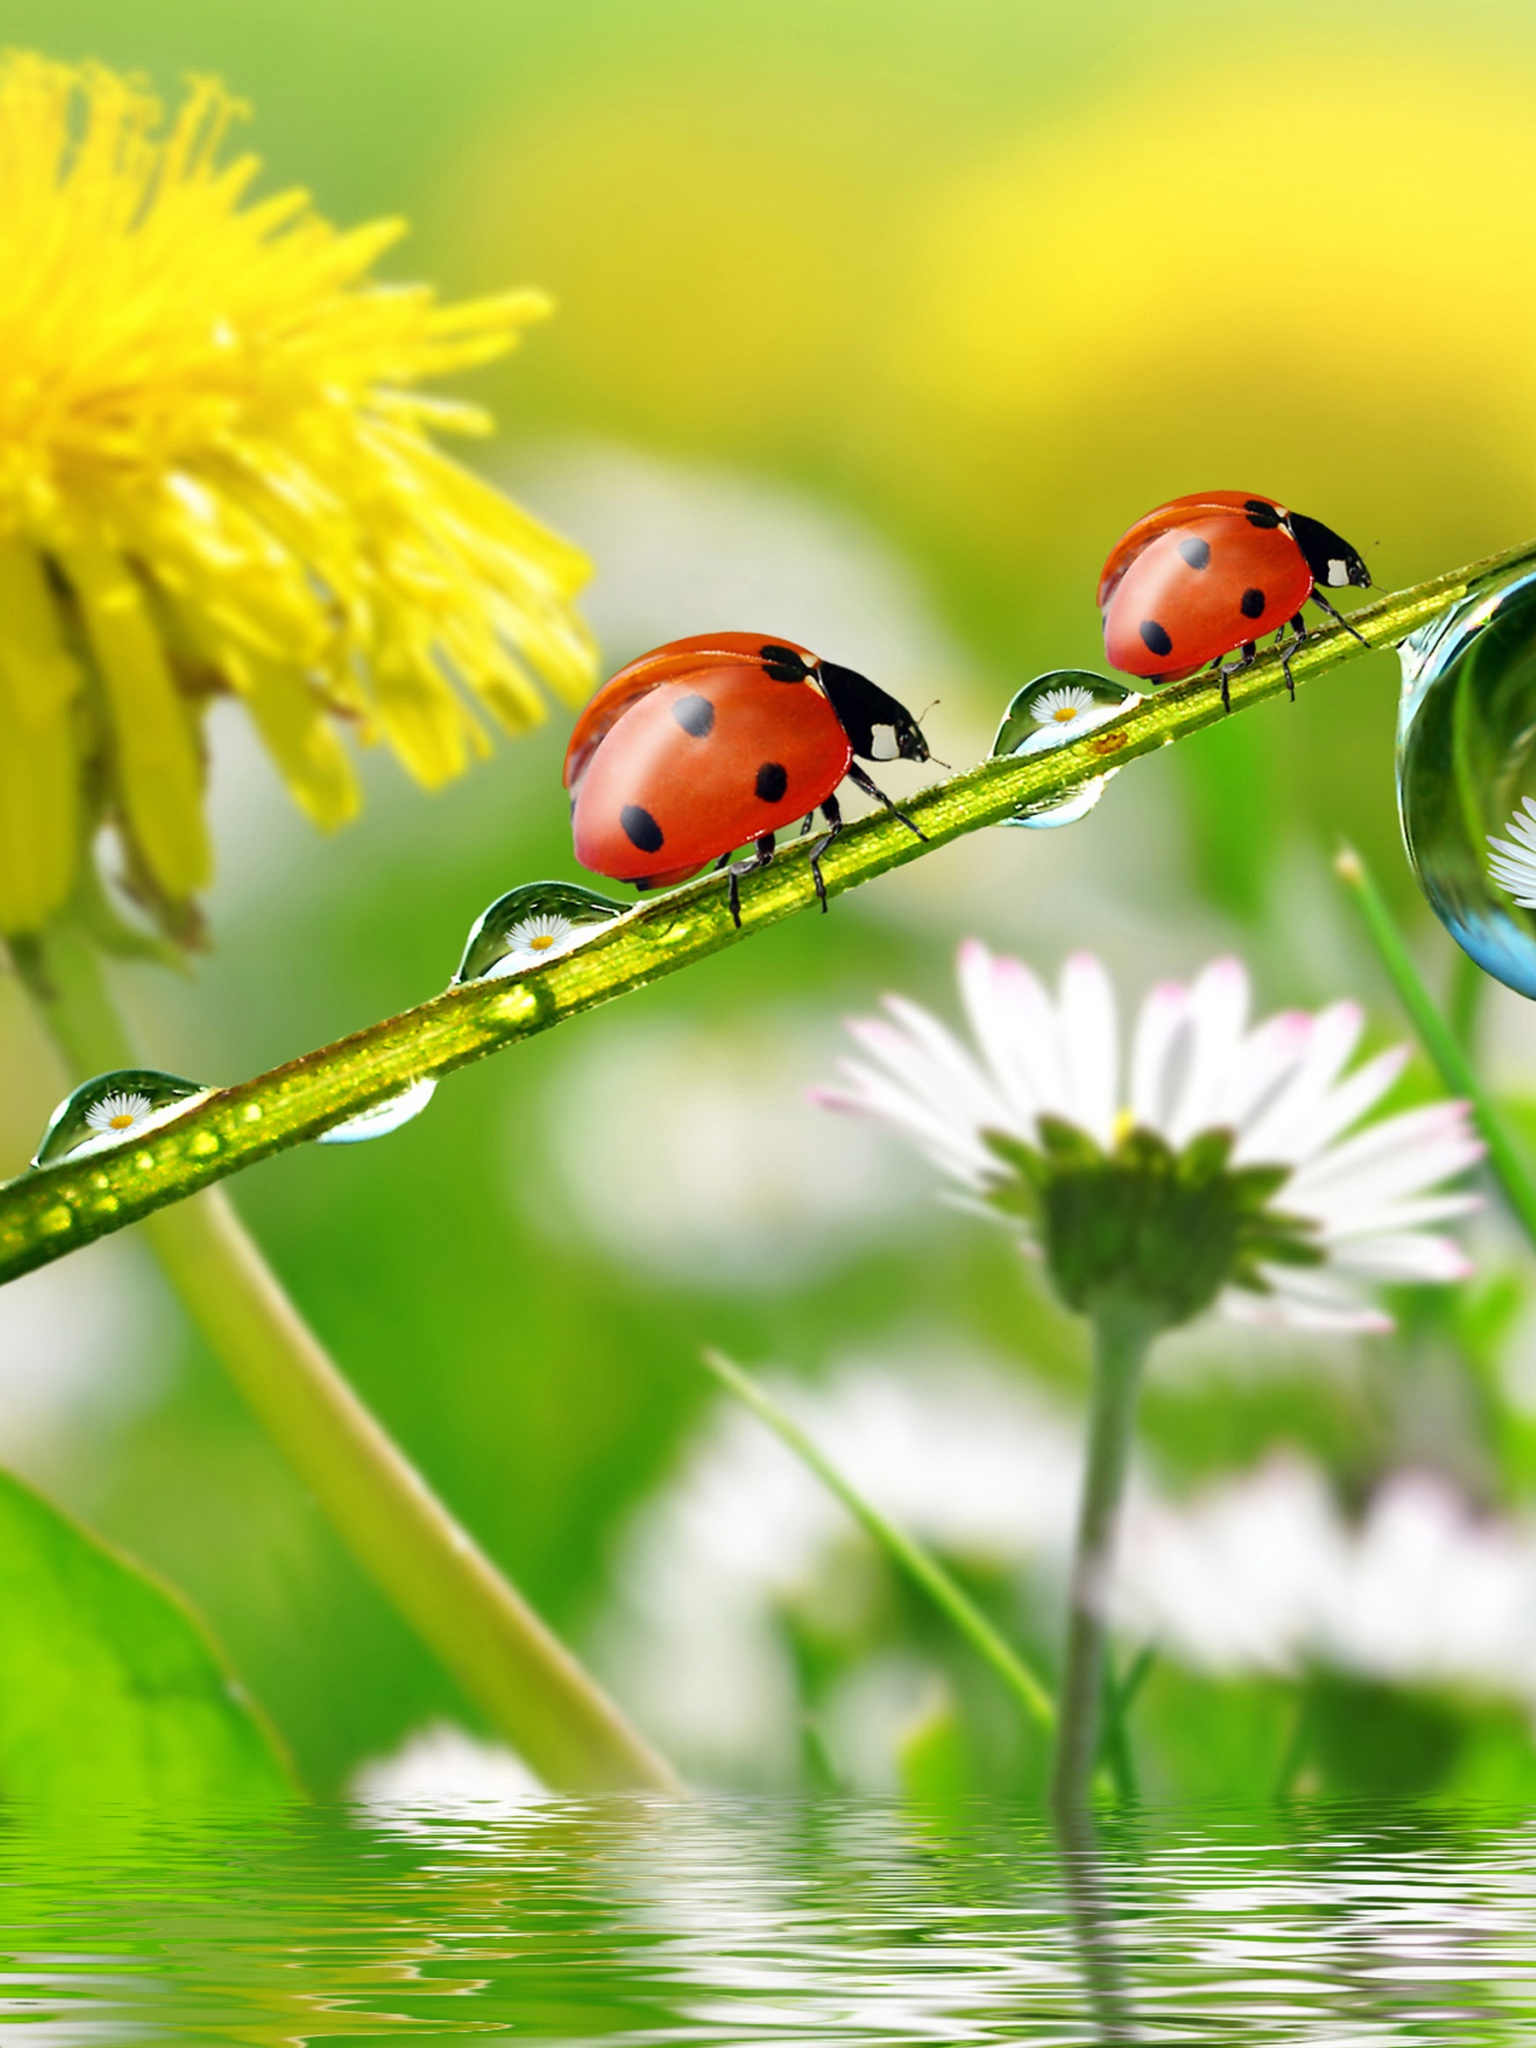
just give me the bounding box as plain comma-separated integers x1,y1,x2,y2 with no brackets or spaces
7,0,1536,1802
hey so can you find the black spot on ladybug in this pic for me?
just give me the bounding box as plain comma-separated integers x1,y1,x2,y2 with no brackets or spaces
1240,588,1266,619
1178,536,1212,570
755,761,789,804
1139,619,1174,657
760,643,812,682
620,804,664,853
671,693,715,737
1244,500,1282,528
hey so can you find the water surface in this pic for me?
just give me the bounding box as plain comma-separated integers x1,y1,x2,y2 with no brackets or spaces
2,1797,1533,2043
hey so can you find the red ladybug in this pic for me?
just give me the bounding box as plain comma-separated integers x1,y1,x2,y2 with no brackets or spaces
563,632,929,924
1098,492,1371,707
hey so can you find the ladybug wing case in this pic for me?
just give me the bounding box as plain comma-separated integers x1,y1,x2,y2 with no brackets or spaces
817,662,930,764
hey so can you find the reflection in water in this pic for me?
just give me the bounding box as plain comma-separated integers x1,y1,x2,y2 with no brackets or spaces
2,1798,1535,2042
1055,1803,1141,2043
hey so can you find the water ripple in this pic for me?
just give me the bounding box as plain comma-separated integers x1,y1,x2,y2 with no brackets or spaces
3,1800,1536,2043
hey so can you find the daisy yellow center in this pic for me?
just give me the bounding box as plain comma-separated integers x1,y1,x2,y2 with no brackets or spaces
531,934,556,950
1053,704,1080,722
108,1112,136,1130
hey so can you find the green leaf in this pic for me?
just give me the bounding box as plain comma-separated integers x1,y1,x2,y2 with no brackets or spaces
0,1469,295,1805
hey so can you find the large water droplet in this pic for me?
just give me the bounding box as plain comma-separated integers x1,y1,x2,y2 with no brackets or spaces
1398,566,1536,999
32,1069,210,1168
319,1078,438,1147
991,670,1140,829
453,880,629,985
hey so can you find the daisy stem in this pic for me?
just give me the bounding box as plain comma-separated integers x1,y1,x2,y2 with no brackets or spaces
1335,846,1536,1252
1050,1302,1157,1817
13,928,682,1795
7,532,1536,1286
701,1349,1056,1733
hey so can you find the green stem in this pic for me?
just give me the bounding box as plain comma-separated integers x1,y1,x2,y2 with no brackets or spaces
17,929,681,1794
5,535,1536,1286
1050,1303,1155,1817
703,1350,1055,1732
1445,934,1487,1054
1335,845,1536,1252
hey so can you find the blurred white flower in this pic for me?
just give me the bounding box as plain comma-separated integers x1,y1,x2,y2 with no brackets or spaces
0,1240,171,1464
819,942,1483,1332
534,1013,921,1286
599,1352,1536,1787
595,1350,1082,1787
1488,797,1536,909
1116,1458,1536,1705
517,444,973,723
350,1721,545,1810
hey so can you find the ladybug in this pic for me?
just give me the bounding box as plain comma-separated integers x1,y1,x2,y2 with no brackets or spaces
1098,492,1372,708
563,633,930,925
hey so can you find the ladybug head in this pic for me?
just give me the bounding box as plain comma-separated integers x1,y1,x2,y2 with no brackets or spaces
1286,512,1372,591
818,661,931,765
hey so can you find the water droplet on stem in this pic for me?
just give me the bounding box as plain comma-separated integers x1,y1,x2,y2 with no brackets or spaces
319,1078,438,1146
991,670,1139,829
32,1069,210,1168
452,881,628,985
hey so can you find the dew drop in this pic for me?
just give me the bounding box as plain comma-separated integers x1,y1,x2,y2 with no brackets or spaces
1398,566,1536,998
31,1069,211,1169
452,880,629,986
319,1078,438,1147
990,669,1140,829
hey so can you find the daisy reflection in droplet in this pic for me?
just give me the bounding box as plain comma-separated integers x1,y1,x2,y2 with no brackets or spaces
1487,797,1536,909
1033,684,1101,732
994,670,1138,763
82,1091,154,1140
503,913,575,965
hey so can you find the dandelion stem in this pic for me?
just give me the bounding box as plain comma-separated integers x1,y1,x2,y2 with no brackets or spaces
701,1349,1056,1733
1050,1303,1156,1816
1335,845,1536,1252
14,928,682,1795
5,535,1536,1285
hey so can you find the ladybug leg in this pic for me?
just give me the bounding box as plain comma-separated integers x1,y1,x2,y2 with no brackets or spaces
807,794,844,913
846,762,928,842
1278,612,1310,699
1215,641,1258,715
724,832,778,930
797,811,819,837
1309,587,1372,649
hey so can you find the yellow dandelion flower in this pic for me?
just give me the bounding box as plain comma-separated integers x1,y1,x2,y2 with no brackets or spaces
0,53,595,941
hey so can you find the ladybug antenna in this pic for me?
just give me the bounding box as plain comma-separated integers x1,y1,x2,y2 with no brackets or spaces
913,700,949,769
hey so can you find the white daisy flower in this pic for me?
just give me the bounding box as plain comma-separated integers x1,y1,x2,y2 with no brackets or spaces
1487,797,1536,908
484,912,578,980
82,1091,153,1139
817,943,1483,1334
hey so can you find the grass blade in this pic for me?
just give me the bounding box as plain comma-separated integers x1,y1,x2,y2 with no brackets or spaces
1335,844,1536,1249
702,1348,1055,1732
